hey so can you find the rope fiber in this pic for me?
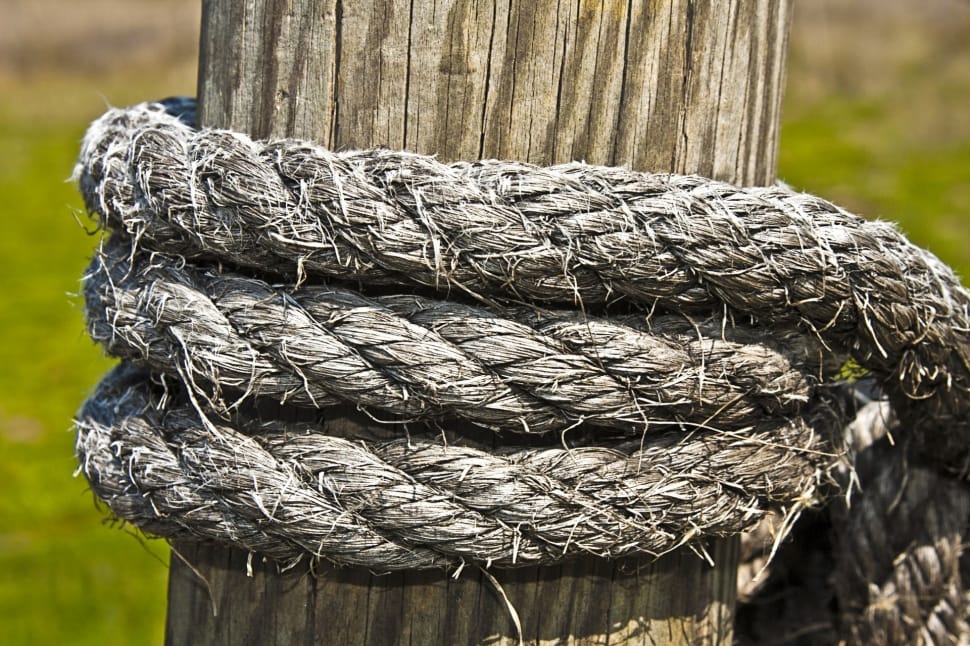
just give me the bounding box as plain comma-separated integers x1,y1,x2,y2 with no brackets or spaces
74,99,970,645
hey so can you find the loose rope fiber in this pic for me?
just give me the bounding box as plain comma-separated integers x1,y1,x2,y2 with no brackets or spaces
73,100,970,644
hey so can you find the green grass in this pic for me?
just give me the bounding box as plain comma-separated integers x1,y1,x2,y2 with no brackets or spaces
779,98,970,280
0,75,191,645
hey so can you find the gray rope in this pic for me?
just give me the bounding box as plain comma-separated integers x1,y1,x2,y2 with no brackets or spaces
72,100,970,645
76,364,841,569
85,237,830,435
829,402,970,644
76,100,970,466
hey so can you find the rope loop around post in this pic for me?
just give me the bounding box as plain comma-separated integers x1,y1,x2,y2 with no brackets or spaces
74,100,970,644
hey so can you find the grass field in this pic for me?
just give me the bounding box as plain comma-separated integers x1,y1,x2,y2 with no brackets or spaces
0,80,195,645
0,1,967,644
1,4,197,640
781,0,970,278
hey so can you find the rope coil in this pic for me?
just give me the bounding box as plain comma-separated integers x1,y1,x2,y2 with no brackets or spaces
74,99,970,644
77,364,838,569
86,238,828,434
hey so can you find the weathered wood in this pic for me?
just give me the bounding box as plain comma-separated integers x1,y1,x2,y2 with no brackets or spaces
168,1,793,644
168,538,738,645
197,0,790,184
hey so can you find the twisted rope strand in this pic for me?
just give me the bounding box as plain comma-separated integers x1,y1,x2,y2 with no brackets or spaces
77,100,970,455
72,100,970,644
77,365,841,569
85,236,827,434
830,405,970,644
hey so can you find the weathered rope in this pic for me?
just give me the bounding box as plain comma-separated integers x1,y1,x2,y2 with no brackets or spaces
734,399,970,644
73,100,970,645
77,100,970,466
77,364,839,569
831,403,970,644
85,237,828,434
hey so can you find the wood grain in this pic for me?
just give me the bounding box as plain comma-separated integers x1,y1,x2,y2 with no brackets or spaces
168,537,737,645
170,1,793,643
198,0,790,184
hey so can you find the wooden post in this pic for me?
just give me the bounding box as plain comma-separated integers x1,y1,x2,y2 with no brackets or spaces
167,1,793,644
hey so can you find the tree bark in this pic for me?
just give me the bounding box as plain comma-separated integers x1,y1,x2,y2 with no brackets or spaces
167,1,793,644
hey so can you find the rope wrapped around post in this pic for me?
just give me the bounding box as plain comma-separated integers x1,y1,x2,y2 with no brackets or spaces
74,100,970,644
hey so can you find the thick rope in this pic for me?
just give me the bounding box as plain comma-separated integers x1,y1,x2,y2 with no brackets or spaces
733,399,970,645
72,100,970,645
835,442,970,644
85,237,829,434
77,364,839,569
77,100,970,466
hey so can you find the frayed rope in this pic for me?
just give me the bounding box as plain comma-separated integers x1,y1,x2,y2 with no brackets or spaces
73,99,970,644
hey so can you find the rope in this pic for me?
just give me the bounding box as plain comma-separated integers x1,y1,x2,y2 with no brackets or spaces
834,420,970,644
86,237,827,434
78,364,838,569
73,100,970,645
77,100,970,466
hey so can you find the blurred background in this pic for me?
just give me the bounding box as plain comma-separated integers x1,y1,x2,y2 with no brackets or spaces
1,0,967,643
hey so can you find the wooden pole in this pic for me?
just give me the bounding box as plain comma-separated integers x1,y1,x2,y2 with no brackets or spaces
167,1,793,644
